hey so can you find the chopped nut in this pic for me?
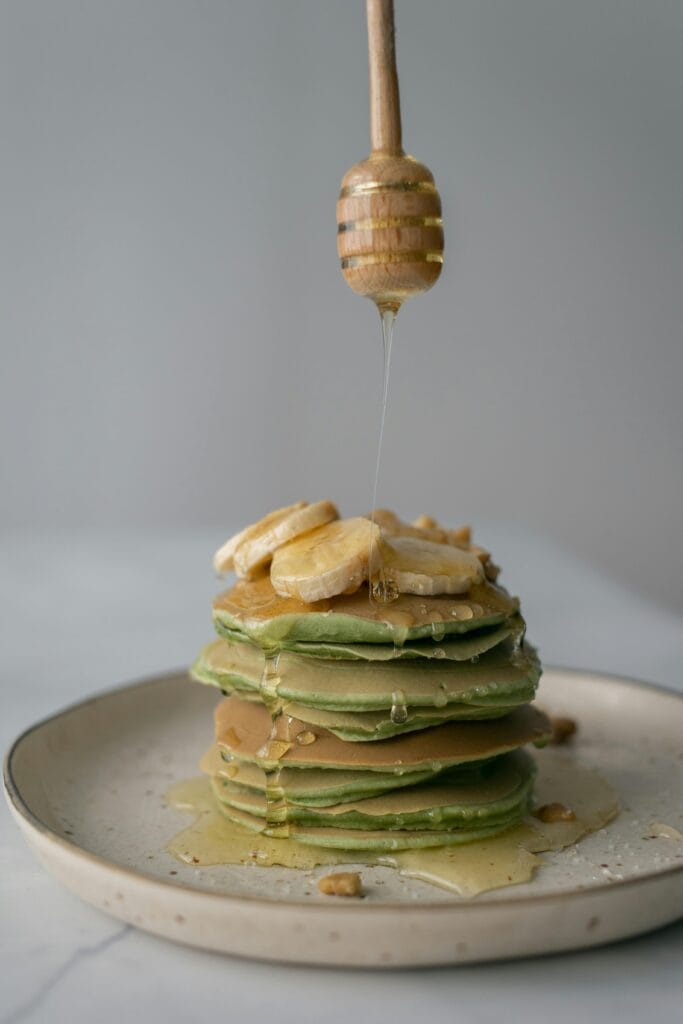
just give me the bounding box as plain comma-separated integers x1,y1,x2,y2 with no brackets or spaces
448,525,471,547
412,514,439,530
469,543,490,563
535,802,576,823
317,872,363,898
550,716,577,745
484,561,501,582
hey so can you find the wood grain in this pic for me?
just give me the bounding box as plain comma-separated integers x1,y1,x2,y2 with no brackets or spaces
337,0,444,307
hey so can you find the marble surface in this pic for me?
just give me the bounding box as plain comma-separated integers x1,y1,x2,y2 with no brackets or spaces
2,527,682,1023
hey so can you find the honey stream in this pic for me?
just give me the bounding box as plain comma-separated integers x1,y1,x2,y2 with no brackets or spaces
369,307,398,603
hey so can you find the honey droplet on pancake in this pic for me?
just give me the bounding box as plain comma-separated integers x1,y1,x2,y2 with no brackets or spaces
371,575,400,603
450,603,474,620
390,689,409,724
433,683,449,708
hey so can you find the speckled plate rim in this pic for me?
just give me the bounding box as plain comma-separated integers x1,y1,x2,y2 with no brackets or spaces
4,667,683,967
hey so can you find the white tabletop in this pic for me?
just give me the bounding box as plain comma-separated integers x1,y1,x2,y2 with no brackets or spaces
2,527,682,1023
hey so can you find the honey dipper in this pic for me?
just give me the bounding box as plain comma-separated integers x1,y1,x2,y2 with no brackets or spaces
337,0,444,314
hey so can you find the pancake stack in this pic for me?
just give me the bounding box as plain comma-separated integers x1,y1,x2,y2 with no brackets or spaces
192,502,550,853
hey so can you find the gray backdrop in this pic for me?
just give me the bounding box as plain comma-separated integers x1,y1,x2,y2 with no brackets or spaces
2,0,682,610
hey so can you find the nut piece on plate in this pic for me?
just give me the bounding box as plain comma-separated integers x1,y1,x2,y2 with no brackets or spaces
535,802,576,823
213,501,338,577
317,872,364,898
550,717,577,745
270,518,382,603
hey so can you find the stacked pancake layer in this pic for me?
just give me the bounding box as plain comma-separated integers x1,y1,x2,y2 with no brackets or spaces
192,508,549,852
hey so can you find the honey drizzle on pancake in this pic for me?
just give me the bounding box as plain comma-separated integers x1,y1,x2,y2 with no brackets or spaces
164,754,619,896
256,653,291,838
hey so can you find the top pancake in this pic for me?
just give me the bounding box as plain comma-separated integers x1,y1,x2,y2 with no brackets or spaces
214,616,524,661
213,575,520,648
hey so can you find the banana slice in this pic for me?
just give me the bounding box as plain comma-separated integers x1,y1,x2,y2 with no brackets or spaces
213,502,306,574
369,508,494,587
382,536,484,596
233,500,339,579
270,517,381,603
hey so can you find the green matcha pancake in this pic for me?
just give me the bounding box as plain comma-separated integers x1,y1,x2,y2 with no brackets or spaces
213,575,519,647
200,745,440,805
214,616,524,661
219,799,509,851
214,694,551,772
210,750,536,851
278,698,530,741
192,636,539,719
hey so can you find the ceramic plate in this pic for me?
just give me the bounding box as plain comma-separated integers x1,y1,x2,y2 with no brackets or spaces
4,668,683,967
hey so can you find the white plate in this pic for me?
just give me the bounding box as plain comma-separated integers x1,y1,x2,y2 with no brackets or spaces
4,668,683,967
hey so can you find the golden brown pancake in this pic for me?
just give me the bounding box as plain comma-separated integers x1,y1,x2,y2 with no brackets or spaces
214,694,550,771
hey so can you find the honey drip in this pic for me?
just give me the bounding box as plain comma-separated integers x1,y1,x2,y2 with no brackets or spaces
257,654,291,838
165,776,344,871
390,688,409,725
165,753,619,897
369,307,399,604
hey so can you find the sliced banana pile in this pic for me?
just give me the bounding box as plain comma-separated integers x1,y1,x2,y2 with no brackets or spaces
213,502,499,604
213,501,338,575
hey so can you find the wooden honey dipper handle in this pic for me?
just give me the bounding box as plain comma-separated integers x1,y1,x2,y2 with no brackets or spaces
336,0,444,311
367,0,403,156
